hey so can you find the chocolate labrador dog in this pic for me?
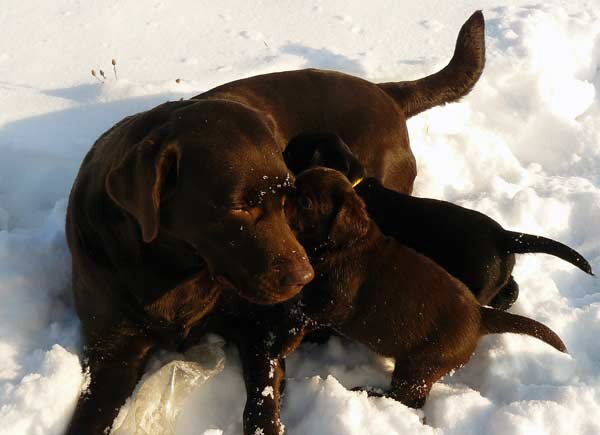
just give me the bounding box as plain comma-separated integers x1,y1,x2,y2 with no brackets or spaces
65,11,486,435
284,133,594,310
275,167,567,408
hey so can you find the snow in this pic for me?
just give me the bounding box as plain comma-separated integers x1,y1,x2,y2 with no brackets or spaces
261,386,275,399
0,1,599,434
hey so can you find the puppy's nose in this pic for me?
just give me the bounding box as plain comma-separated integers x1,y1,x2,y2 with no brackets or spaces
276,258,314,288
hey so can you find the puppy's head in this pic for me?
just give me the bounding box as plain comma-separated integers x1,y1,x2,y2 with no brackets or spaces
105,99,314,304
287,167,370,253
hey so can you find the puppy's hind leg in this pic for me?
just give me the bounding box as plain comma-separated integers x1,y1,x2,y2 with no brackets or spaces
388,355,450,409
352,353,449,408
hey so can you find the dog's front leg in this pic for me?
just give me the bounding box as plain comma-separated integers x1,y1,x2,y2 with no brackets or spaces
238,342,286,435
65,327,155,435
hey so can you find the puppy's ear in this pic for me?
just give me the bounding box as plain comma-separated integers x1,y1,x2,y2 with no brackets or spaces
106,139,180,243
329,191,370,247
283,133,320,175
315,134,366,186
284,133,366,185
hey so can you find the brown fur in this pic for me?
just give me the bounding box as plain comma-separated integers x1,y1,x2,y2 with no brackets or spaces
191,167,567,434
278,167,566,409
65,12,486,435
379,11,485,118
284,133,593,311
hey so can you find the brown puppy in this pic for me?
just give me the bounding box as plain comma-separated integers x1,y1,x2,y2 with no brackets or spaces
66,12,486,435
278,167,567,409
284,133,593,310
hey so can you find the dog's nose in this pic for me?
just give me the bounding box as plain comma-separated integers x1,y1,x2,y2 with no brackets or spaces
276,258,315,288
281,264,314,287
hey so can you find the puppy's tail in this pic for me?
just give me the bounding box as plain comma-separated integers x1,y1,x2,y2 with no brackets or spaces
378,11,485,118
480,307,567,353
502,231,594,276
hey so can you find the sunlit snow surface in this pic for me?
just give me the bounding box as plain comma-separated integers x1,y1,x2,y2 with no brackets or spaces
0,1,598,434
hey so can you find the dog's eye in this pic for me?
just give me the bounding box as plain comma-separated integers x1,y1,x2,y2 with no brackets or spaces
298,195,313,210
230,206,264,221
230,208,251,216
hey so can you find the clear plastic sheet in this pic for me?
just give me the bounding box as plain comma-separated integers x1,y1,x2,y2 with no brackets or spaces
111,334,226,435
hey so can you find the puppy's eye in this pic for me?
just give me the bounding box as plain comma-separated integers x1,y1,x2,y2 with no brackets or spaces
298,195,313,210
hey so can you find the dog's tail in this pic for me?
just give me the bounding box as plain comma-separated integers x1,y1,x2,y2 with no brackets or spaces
378,11,485,119
480,307,567,353
502,231,593,275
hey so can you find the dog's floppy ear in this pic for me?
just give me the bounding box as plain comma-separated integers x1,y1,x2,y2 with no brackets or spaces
106,139,180,243
329,190,370,247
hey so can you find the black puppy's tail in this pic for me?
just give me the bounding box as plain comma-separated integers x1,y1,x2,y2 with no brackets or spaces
480,307,567,353
502,231,593,275
378,11,485,118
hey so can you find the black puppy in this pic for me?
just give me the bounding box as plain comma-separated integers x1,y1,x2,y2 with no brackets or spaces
283,134,593,309
355,177,593,308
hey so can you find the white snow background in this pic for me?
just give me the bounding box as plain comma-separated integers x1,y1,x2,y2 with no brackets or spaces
0,1,599,434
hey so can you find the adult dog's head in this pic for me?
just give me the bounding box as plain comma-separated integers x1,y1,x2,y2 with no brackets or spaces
105,99,314,304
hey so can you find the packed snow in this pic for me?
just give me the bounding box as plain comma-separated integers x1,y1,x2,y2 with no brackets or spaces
0,1,599,434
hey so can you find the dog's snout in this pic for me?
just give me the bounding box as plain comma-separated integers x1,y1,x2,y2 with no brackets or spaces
274,256,314,289
280,263,314,287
